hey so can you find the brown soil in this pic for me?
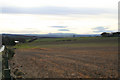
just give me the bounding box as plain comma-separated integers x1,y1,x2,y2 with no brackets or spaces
9,45,118,78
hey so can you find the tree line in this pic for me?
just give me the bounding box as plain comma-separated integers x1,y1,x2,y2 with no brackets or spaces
2,36,26,46
101,32,120,37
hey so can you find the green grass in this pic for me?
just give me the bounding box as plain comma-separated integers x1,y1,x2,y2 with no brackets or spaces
14,42,118,49
33,37,117,42
14,37,118,49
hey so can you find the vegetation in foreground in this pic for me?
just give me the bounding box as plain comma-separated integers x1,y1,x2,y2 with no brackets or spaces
8,37,118,78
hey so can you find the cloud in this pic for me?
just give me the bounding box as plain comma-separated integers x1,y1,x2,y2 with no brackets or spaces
51,26,70,31
24,28,35,29
0,29,41,34
93,26,113,33
58,29,70,31
51,26,67,28
1,6,116,15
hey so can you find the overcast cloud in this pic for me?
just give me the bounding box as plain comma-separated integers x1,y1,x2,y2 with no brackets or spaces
1,6,117,15
51,26,67,28
93,27,114,33
58,29,70,31
0,0,118,34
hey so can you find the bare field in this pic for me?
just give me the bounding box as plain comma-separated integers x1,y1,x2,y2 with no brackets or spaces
9,37,118,78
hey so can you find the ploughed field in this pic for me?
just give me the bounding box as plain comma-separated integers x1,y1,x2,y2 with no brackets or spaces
9,37,118,78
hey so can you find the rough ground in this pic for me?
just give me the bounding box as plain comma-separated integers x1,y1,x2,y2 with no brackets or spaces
9,46,118,78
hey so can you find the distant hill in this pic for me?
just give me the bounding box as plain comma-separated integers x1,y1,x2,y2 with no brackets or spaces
23,33,100,37
2,33,100,38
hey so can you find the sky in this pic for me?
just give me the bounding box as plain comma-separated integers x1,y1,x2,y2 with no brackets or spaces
0,0,119,34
